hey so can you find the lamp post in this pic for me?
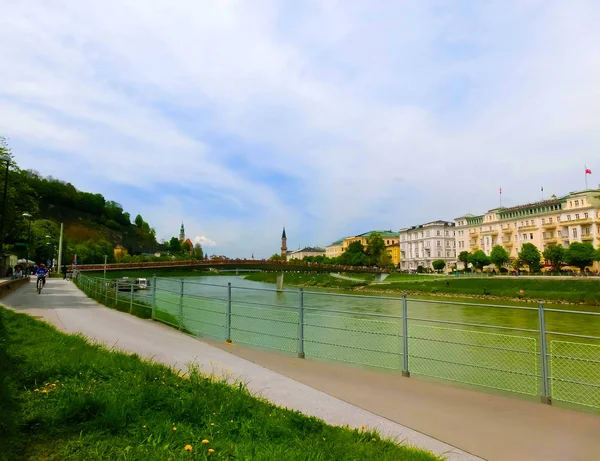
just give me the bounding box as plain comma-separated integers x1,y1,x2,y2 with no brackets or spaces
0,155,10,276
22,213,32,262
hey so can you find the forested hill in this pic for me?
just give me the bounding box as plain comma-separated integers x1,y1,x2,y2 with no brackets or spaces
1,138,158,265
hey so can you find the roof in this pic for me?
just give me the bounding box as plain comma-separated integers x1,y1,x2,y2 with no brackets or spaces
497,197,563,214
399,221,454,231
282,227,287,239
356,230,398,238
289,246,325,254
327,238,345,246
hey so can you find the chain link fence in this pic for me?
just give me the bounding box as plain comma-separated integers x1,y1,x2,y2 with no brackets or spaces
76,274,600,411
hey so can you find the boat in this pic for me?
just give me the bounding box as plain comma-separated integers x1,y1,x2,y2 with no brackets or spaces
115,277,149,291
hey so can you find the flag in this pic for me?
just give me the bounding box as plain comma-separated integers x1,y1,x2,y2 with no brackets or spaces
585,168,592,175
499,186,502,194
541,186,544,192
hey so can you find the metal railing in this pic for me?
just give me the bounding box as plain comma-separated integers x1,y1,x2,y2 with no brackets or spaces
76,274,600,411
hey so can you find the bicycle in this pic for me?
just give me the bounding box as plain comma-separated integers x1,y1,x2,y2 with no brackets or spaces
37,275,46,294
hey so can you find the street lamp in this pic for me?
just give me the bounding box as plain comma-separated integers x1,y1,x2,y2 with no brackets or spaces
0,154,10,276
22,213,32,262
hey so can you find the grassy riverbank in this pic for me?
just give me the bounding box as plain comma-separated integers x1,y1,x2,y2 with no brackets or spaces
0,308,438,461
246,272,600,305
245,272,367,289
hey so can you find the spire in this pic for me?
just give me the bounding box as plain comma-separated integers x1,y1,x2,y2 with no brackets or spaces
180,222,185,234
282,226,287,239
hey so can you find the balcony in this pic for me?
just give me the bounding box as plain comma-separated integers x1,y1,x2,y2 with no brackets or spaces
582,233,594,241
565,218,593,226
518,224,538,230
543,236,557,244
482,229,499,236
469,240,479,248
502,239,513,247
501,227,513,234
542,222,557,229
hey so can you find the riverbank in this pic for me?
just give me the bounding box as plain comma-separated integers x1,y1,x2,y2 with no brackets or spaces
244,272,600,306
0,307,439,461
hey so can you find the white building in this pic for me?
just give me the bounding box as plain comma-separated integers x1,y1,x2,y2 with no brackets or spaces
286,246,326,261
399,221,457,272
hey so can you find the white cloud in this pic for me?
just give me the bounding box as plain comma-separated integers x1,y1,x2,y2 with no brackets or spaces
1,1,600,257
194,236,217,248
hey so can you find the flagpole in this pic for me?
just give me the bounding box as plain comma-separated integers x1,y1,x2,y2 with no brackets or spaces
585,165,588,189
499,186,502,207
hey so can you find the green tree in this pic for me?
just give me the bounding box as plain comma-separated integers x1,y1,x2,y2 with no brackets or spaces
377,250,392,268
542,245,565,272
182,241,192,253
192,244,204,260
458,251,470,271
169,237,181,254
490,245,510,270
564,242,596,272
432,259,446,273
269,253,283,261
134,214,144,227
469,250,491,271
366,232,386,264
518,243,542,273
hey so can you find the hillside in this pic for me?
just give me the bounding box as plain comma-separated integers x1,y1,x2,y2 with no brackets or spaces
0,137,159,266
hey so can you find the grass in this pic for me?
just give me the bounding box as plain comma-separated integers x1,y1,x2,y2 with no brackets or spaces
245,272,367,289
367,277,600,304
0,308,439,461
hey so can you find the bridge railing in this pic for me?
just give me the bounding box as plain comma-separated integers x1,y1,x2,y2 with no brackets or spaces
75,274,600,412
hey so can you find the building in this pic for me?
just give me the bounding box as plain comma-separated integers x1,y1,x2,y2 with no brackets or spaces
286,247,326,261
455,188,600,269
179,223,185,243
281,227,288,259
399,221,456,272
325,238,345,258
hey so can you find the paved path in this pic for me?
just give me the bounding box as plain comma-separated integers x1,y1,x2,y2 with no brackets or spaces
3,279,479,461
5,280,600,461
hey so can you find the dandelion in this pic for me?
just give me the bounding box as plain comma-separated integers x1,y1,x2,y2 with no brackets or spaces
184,445,192,452
230,420,233,423
202,439,209,444
143,425,147,428
173,427,177,431
208,449,215,454
42,389,48,394
210,423,214,426
361,425,365,431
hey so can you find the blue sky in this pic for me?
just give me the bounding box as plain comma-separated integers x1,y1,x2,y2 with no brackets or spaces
1,0,599,257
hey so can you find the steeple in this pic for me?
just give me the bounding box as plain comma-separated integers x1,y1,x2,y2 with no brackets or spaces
179,223,185,243
281,226,287,259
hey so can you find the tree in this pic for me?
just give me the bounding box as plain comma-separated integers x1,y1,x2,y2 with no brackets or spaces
458,251,470,271
542,245,565,272
182,241,192,253
269,253,283,261
564,242,596,272
169,237,181,254
432,259,446,273
134,214,144,227
377,250,393,268
338,241,368,266
518,243,542,273
490,245,510,270
366,232,386,264
469,250,491,271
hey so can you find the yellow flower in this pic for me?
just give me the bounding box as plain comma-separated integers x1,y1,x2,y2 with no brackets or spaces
210,423,214,426
143,425,147,428
202,439,209,445
34,389,39,392
184,445,192,452
173,427,177,431
42,389,48,394
208,449,215,454
361,425,365,431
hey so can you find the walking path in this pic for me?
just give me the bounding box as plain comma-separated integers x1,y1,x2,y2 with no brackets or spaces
4,280,600,461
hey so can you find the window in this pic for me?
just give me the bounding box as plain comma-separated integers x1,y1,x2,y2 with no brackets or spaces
573,229,578,238
426,231,430,237
436,240,441,247
575,214,580,220
523,234,527,240
446,251,450,257
526,220,529,226
542,218,545,224
386,240,390,245
549,217,553,223
584,212,589,219
437,251,442,257
436,230,441,236
567,215,571,221
575,200,579,206
530,233,534,240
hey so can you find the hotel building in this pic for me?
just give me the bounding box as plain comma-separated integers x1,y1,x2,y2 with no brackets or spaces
399,221,457,271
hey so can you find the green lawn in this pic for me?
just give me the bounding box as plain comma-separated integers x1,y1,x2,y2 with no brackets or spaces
369,277,600,304
245,272,367,289
0,308,439,461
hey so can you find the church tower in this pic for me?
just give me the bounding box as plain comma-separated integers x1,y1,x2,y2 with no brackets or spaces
179,223,185,243
281,227,287,259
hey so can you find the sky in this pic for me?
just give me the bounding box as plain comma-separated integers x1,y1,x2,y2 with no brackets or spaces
1,0,599,258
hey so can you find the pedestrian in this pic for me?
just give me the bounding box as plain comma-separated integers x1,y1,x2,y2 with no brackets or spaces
61,264,67,280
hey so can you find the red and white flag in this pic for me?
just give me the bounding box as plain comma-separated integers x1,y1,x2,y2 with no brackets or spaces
585,167,592,175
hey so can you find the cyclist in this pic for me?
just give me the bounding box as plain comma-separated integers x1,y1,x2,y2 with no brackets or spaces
36,263,48,289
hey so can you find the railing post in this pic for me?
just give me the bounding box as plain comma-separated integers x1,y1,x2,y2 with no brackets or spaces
114,280,118,307
129,280,134,314
298,288,305,359
402,293,410,377
151,274,156,321
178,278,184,331
226,282,232,343
104,279,108,304
538,302,552,405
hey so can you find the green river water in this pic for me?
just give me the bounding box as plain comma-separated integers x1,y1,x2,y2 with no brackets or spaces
127,275,600,410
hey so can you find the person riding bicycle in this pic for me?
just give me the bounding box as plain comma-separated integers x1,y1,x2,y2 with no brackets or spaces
36,263,48,287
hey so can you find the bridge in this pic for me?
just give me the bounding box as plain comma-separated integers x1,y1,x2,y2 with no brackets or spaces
75,259,387,274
